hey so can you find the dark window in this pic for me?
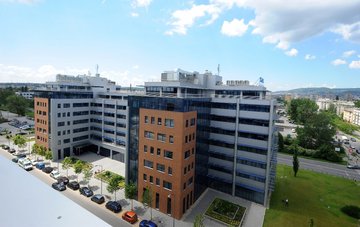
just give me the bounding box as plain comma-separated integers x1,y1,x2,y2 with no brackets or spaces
150,176,153,183
156,193,160,209
144,145,148,153
167,197,172,214
163,181,172,190
151,117,155,124
185,120,189,127
63,103,70,108
157,118,162,125
169,135,174,144
168,167,172,175
144,160,153,169
157,163,165,172
150,146,154,154
164,150,173,159
157,148,161,156
157,133,166,142
156,178,160,186
143,174,147,181
190,118,196,126
184,150,190,159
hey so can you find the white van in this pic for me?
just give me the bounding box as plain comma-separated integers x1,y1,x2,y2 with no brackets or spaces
18,158,33,171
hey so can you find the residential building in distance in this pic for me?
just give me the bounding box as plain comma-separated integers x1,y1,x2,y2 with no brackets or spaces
15,91,34,99
34,69,278,220
316,98,354,116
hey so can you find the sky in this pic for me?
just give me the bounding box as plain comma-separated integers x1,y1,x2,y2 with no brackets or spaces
0,0,359,91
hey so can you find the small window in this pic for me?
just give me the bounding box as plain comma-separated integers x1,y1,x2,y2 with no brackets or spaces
184,150,190,159
143,174,147,181
157,163,165,172
144,145,148,153
190,118,196,126
163,181,172,190
57,104,61,108
192,148,194,155
164,150,173,159
151,117,155,124
165,119,174,127
168,167,172,175
157,133,166,142
169,135,174,144
157,148,161,156
184,167,187,175
150,176,153,183
145,116,149,123
157,118,162,125
185,120,189,127
150,146,154,154
185,136,188,143
183,183,186,190
156,178,160,186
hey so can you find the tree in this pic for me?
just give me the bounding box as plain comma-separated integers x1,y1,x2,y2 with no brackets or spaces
354,100,360,108
6,95,28,116
45,150,53,166
107,176,123,201
74,160,84,181
293,151,299,177
62,157,72,177
278,132,284,152
287,98,318,125
193,214,205,227
142,186,153,220
12,135,26,150
6,134,12,147
83,166,93,187
297,112,336,149
125,182,137,210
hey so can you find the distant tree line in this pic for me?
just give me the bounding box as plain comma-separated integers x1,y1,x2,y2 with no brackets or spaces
0,88,33,116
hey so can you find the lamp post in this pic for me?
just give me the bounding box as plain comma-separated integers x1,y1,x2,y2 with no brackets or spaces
168,194,175,227
95,164,103,194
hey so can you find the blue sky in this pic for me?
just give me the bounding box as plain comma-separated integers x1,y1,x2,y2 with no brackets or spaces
0,0,359,91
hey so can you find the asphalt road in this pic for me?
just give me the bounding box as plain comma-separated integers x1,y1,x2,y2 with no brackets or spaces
0,149,133,227
277,153,360,181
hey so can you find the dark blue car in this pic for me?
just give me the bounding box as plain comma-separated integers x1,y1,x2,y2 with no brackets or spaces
139,220,158,227
36,162,45,170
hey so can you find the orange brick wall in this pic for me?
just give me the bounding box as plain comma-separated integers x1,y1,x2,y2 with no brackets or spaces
34,97,49,149
138,108,197,219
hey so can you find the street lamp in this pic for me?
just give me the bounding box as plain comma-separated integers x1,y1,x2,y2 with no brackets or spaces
168,194,175,227
95,164,103,194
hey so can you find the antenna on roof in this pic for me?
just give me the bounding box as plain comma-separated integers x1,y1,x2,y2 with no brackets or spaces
217,64,220,76
96,64,99,77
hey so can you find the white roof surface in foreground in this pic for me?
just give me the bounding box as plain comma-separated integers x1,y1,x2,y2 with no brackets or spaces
0,155,111,227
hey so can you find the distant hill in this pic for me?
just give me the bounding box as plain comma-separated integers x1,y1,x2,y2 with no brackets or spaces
273,87,360,97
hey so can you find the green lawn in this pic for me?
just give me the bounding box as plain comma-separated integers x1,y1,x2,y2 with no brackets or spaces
264,165,360,227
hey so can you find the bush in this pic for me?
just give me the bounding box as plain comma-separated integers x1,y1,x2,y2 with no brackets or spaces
205,198,246,226
341,205,360,219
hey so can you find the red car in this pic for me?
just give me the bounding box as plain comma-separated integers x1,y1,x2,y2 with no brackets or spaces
122,211,138,224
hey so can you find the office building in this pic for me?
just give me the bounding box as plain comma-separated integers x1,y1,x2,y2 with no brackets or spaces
34,69,278,220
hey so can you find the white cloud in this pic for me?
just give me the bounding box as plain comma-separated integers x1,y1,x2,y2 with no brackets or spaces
132,65,139,69
131,12,139,17
331,59,347,66
166,0,360,48
221,18,248,37
166,4,222,35
349,60,360,69
304,54,316,60
285,48,298,57
342,50,356,58
132,0,152,8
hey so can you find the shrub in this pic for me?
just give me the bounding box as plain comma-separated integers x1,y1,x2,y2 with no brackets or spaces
341,205,360,219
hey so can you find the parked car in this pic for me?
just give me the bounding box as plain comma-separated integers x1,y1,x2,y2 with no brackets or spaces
57,176,69,185
52,182,66,191
50,170,61,179
79,187,93,197
35,162,45,170
351,138,356,142
105,201,122,213
67,181,80,190
42,166,54,174
122,211,138,224
8,148,16,154
3,145,10,150
11,157,18,163
356,149,360,155
30,158,38,166
16,153,26,159
91,194,105,204
350,145,356,150
140,220,158,227
347,165,360,169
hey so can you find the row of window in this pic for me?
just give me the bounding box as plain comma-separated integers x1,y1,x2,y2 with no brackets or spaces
36,101,47,107
73,119,89,125
184,133,195,143
210,115,269,127
144,116,174,128
209,151,267,169
57,130,70,136
144,131,174,143
36,118,47,125
208,139,267,155
58,112,70,118
73,127,89,134
57,121,71,127
209,127,268,141
36,135,47,143
73,111,89,116
211,102,270,112
36,127,46,134
36,110,47,116
183,162,194,175
143,160,173,176
90,103,127,110
73,103,89,108
143,145,174,159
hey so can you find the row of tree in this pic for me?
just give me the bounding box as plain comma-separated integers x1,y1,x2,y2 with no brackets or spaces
282,98,342,162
